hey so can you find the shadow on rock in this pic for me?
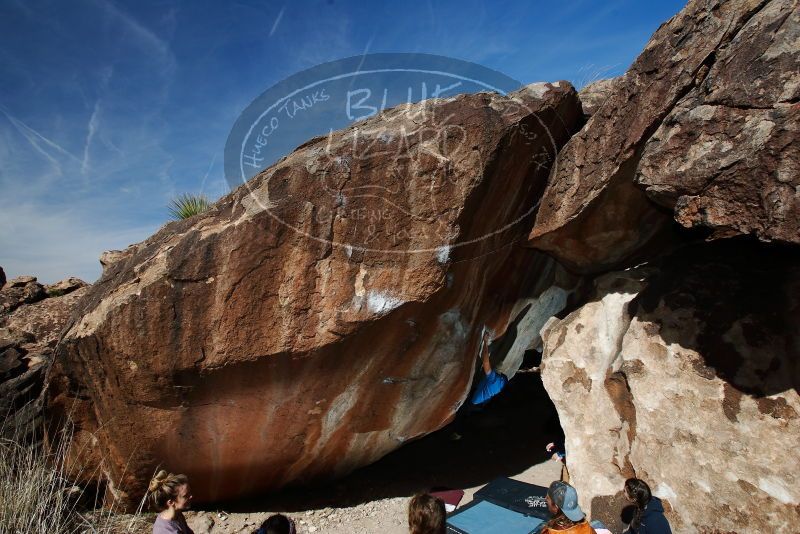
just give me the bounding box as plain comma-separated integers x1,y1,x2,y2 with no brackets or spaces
215,368,562,513
630,237,800,399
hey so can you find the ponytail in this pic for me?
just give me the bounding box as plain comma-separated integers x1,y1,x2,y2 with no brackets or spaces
625,478,651,531
147,470,188,511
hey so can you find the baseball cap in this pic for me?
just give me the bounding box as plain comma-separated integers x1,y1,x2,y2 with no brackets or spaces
547,481,585,522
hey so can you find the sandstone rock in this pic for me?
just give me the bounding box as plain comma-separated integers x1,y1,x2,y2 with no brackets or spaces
0,276,47,314
48,83,582,508
541,240,800,532
577,77,620,119
0,280,89,440
637,3,800,242
2,286,89,349
99,249,134,274
492,256,580,378
0,326,35,350
45,277,87,297
5,275,36,288
529,0,799,272
0,346,25,378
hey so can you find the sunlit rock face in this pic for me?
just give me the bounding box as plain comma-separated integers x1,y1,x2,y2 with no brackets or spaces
47,84,582,508
576,77,620,119
541,240,800,533
530,0,799,273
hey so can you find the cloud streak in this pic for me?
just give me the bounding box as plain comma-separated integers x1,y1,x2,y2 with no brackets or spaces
269,6,285,37
81,100,101,175
93,0,172,59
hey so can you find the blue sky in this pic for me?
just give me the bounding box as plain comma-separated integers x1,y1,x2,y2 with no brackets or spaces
0,0,685,283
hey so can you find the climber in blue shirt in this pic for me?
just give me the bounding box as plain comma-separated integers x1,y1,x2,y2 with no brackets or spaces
470,329,508,406
449,328,510,441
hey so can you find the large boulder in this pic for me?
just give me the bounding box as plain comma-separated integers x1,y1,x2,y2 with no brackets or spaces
529,0,799,272
540,240,800,532
0,276,89,439
47,83,582,507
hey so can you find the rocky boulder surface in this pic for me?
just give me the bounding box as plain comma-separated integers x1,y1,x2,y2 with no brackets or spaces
0,273,88,439
529,0,799,272
530,0,800,531
0,275,47,314
576,77,620,119
47,83,582,508
541,241,800,532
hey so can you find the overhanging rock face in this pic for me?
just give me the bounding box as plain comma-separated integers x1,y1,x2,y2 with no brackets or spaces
529,0,799,273
47,83,581,507
530,1,800,531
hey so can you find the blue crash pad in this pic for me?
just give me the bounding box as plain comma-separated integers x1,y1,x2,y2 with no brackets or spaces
446,499,545,534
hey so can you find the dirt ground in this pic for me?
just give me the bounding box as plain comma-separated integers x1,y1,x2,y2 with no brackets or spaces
183,460,562,534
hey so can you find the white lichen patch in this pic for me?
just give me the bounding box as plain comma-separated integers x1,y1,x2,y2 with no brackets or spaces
758,477,797,505
239,179,274,220
366,291,404,314
748,118,775,148
435,245,450,264
688,104,717,121
520,82,551,99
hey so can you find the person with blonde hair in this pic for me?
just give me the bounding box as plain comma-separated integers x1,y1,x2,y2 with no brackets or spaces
148,470,195,534
408,493,446,534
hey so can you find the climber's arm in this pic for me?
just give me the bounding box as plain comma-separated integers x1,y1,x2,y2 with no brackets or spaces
481,330,492,376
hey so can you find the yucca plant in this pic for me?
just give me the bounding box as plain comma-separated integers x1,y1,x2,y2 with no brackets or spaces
168,193,211,220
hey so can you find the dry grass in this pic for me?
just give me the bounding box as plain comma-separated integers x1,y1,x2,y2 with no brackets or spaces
0,417,148,534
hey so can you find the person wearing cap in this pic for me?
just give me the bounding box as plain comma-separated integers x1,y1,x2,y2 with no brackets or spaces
538,481,597,534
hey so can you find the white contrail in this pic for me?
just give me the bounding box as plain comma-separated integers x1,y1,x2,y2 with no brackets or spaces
81,100,101,175
0,105,81,167
269,6,285,37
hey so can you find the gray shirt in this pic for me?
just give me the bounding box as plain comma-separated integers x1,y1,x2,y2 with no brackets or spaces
153,516,194,534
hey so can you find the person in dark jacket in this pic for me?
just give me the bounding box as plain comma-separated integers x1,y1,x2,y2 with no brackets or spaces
623,478,672,534
253,514,296,534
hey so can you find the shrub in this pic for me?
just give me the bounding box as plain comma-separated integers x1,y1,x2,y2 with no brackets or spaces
168,193,211,220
